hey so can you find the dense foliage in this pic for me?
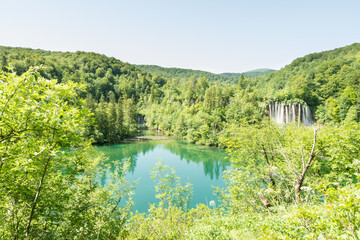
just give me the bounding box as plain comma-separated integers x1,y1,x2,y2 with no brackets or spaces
136,43,360,239
0,70,134,239
0,46,161,143
2,44,360,146
124,122,360,239
3,44,360,147
1,43,360,239
0,46,153,100
142,43,360,146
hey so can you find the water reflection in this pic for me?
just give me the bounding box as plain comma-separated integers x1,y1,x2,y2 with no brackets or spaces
160,140,229,180
95,138,230,212
98,140,230,180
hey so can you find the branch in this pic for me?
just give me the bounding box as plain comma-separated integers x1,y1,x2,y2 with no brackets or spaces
295,129,318,204
25,155,52,237
110,196,122,215
261,145,276,186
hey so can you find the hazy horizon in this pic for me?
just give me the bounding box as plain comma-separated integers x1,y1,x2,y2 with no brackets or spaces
1,0,359,73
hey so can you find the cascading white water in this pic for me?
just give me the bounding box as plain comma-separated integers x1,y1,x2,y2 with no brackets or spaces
303,105,314,126
292,104,296,122
268,102,315,126
298,103,301,126
269,103,272,120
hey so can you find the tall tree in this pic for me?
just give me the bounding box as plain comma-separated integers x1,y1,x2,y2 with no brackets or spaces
107,92,118,143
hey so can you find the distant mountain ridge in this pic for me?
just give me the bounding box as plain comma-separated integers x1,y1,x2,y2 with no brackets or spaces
137,64,275,83
219,68,276,79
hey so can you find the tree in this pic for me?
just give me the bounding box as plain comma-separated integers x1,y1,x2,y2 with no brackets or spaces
185,78,196,105
0,54,8,71
123,97,138,137
237,74,249,89
116,98,125,140
95,95,109,143
0,69,134,238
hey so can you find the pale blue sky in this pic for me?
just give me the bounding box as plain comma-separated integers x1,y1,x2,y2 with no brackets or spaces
1,0,359,73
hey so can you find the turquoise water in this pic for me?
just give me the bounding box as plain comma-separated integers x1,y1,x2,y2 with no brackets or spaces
96,138,230,212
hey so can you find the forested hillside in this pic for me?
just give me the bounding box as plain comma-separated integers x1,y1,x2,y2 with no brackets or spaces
137,65,274,83
0,46,155,101
142,43,360,145
137,64,236,83
253,43,360,123
0,46,161,143
1,44,360,146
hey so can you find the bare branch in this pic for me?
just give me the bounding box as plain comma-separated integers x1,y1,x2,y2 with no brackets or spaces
295,129,318,204
261,145,276,186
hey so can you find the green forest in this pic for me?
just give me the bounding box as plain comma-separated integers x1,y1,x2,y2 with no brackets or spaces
1,43,360,239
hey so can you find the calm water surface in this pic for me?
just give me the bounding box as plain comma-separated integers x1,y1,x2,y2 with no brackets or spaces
96,135,230,212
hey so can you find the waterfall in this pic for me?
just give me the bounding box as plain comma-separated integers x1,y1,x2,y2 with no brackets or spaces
268,102,315,126
298,103,301,126
292,104,296,122
303,105,315,126
286,105,289,123
269,103,272,121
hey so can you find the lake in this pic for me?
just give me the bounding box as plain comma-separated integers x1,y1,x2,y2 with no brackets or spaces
96,134,231,212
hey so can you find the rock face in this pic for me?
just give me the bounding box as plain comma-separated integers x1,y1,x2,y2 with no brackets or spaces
268,102,315,126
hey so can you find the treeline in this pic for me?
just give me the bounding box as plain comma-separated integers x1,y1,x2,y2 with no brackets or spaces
0,45,262,146
219,68,275,78
0,46,151,101
85,93,138,144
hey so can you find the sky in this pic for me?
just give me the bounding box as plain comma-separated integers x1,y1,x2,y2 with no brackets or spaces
1,0,360,73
